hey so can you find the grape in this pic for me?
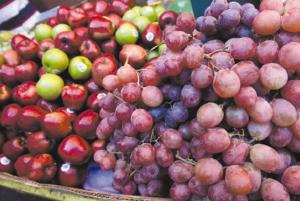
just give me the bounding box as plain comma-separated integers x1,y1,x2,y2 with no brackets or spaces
146,180,163,197
182,45,204,69
225,106,249,128
99,108,112,119
141,163,161,180
247,97,273,123
189,118,206,138
275,31,300,47
197,102,224,128
285,0,300,11
195,158,223,185
164,56,183,77
208,180,233,201
204,6,212,16
96,118,114,140
233,195,248,201
102,75,120,91
155,143,174,167
131,109,153,133
165,31,190,52
122,181,136,195
115,102,133,121
121,82,141,103
268,127,293,148
210,0,229,17
201,128,230,154
252,81,270,96
134,171,149,184
242,162,261,193
180,84,201,108
281,166,300,195
271,98,297,127
247,121,272,141
170,183,191,201
241,7,259,27
234,87,257,109
122,121,138,137
178,123,192,140
172,69,191,85
229,2,242,13
98,93,117,112
231,61,259,87
288,136,300,153
191,65,214,89
176,12,196,34
116,136,138,153
252,10,281,35
133,143,155,166
161,128,183,149
117,64,138,84
213,69,241,98
196,16,217,36
168,160,194,183
222,138,249,165
259,63,288,90
113,168,129,185
106,142,117,153
141,86,163,108
210,51,235,70
137,184,148,196
226,37,256,60
275,149,294,174
235,25,253,38
94,150,116,171
279,42,300,72
250,144,281,173
164,85,181,101
165,109,178,128
217,9,241,29
259,0,283,13
203,40,224,54
190,137,207,160
140,65,160,86
281,80,300,108
282,8,300,33
261,178,290,201
188,176,208,197
149,106,167,123
202,86,219,102
291,116,300,139
256,40,279,64
225,165,253,195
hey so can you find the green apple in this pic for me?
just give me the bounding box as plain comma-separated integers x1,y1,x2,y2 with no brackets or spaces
158,44,167,55
155,5,165,18
42,48,69,74
0,31,12,43
115,23,139,45
132,6,142,15
132,16,151,32
52,24,71,39
69,56,92,80
147,51,159,60
141,6,157,22
34,23,53,41
36,74,64,101
123,9,140,22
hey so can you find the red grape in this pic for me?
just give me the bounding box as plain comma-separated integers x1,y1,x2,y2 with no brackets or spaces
275,149,294,174
165,31,190,52
197,102,224,128
281,165,300,195
182,45,204,69
256,40,279,64
247,97,273,123
141,86,163,108
130,109,153,132
261,178,290,201
247,121,272,141
288,136,300,153
252,10,281,35
213,69,241,98
210,51,235,70
161,128,183,149
188,176,208,197
210,0,229,17
176,12,196,34
115,102,133,121
279,42,300,72
222,138,249,165
282,8,300,33
225,106,249,128
268,127,293,148
155,143,174,168
281,80,300,108
168,160,194,183
117,64,138,84
195,158,223,185
226,37,256,60
94,150,116,170
291,116,300,139
285,0,300,12
196,16,217,36
203,40,225,54
208,180,233,201
259,63,288,90
243,162,261,193
241,7,259,27
231,61,259,86
102,75,120,91
259,0,283,13
133,143,155,166
234,86,257,109
121,82,141,103
170,183,191,201
140,65,160,86
201,128,230,154
271,98,297,127
191,65,214,89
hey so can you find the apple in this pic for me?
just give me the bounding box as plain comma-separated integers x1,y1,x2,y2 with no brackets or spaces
68,8,87,28
58,135,91,165
0,131,6,149
108,13,122,28
121,0,136,7
81,2,95,12
26,131,54,155
132,6,142,15
87,92,100,111
61,84,88,110
88,16,115,40
92,54,117,85
0,154,14,173
36,73,64,101
41,111,71,139
15,61,38,82
57,6,71,23
132,16,151,32
27,153,57,182
95,0,111,15
3,137,26,160
11,34,28,50
54,31,80,54
73,26,89,43
34,23,53,41
38,67,47,78
119,44,147,67
158,10,178,29
14,154,33,177
80,39,101,61
115,22,139,45
37,39,55,58
2,50,20,66
55,107,77,123
52,24,71,39
68,56,92,80
123,9,140,22
155,4,165,17
141,6,157,22
111,0,130,16
58,163,86,187
47,17,59,27
17,105,46,132
101,37,118,55
12,81,38,105
0,64,17,86
74,109,99,140
36,99,58,112
142,22,162,46
42,48,69,74
0,83,11,103
0,103,21,128
15,38,39,60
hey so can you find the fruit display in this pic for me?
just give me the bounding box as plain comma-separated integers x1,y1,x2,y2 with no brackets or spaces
2,0,300,200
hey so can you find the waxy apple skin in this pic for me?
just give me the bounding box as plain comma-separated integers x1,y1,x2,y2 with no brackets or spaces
58,163,86,187
80,39,101,61
1,103,21,129
74,26,89,43
15,61,38,82
26,131,54,155
11,34,28,51
88,16,115,40
14,154,33,177
17,105,46,132
0,154,14,173
54,31,81,55
15,39,39,60
0,83,11,103
92,54,117,85
38,39,55,59
12,81,39,106
74,109,99,140
0,64,18,86
3,137,26,160
68,56,93,80
57,6,71,23
95,0,111,15
61,84,88,110
68,8,88,28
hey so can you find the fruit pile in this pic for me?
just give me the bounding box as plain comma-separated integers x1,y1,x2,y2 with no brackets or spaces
1,0,300,200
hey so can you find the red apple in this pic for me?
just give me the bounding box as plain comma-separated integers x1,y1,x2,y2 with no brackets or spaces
38,67,47,78
15,61,38,82
41,111,71,139
92,54,117,85
15,38,39,60
120,0,136,7
55,107,77,123
88,16,115,40
74,26,89,43
80,39,101,61
0,103,21,128
58,163,86,187
11,34,28,50
55,31,80,54
14,154,33,177
58,135,91,165
159,10,178,29
2,50,20,66
95,0,111,15
0,131,6,151
37,39,55,58
61,84,88,110
92,139,106,152
68,8,87,28
57,6,71,23
17,105,46,132
12,81,38,105
81,2,95,12
0,154,14,173
26,131,54,155
108,13,122,28
47,17,59,27
0,83,11,103
0,64,17,86
142,23,162,46
87,92,100,111
37,99,58,112
3,137,26,160
85,79,100,93
100,37,118,55
6,129,18,139
111,0,130,15
27,153,57,182
74,109,99,140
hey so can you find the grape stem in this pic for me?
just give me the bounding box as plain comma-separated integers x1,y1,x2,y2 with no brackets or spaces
175,152,196,165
